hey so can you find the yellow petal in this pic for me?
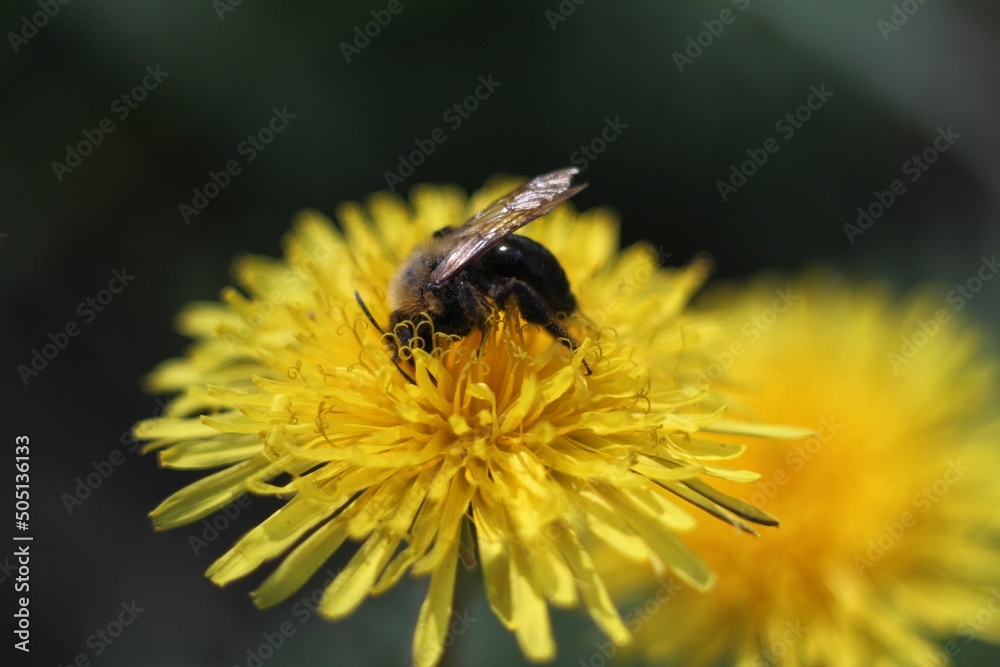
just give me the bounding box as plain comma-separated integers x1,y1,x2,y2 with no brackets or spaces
319,530,400,618
473,492,514,629
157,433,262,469
149,457,279,530
207,497,340,585
251,517,350,608
411,536,459,667
702,419,814,439
555,527,630,646
599,484,715,591
510,544,555,662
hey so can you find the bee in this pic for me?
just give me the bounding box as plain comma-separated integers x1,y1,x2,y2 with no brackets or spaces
356,167,589,381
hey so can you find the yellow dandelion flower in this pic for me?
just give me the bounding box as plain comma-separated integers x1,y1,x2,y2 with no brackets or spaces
136,172,799,667
622,272,1000,667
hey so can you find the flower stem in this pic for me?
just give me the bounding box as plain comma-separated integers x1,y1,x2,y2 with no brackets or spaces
439,565,473,667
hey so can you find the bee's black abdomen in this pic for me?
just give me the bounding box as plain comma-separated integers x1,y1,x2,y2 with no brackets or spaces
476,234,577,315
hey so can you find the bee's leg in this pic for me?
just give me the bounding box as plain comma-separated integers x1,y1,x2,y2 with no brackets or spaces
491,279,591,374
473,291,497,359
468,286,493,347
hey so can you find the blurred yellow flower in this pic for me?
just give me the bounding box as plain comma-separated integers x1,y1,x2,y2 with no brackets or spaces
135,175,800,667
623,273,1000,667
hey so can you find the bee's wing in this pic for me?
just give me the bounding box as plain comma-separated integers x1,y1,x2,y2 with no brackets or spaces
428,167,586,286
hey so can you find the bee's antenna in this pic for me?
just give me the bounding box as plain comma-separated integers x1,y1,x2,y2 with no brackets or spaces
354,290,417,385
389,355,416,385
355,290,386,334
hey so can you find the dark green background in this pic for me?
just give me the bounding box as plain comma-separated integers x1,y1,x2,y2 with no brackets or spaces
3,1,999,666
